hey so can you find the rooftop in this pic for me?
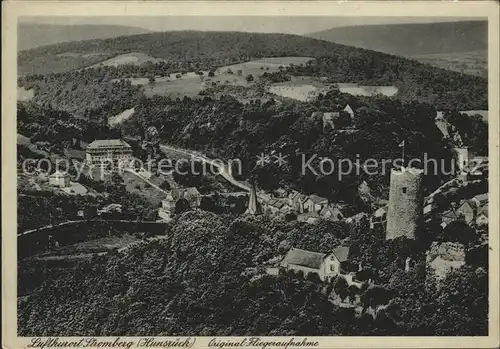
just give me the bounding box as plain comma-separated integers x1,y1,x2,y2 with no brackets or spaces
281,248,326,270
87,139,131,149
308,195,328,204
332,246,350,263
319,206,343,218
473,193,488,204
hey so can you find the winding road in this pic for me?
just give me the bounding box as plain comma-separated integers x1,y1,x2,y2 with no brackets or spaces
159,144,252,192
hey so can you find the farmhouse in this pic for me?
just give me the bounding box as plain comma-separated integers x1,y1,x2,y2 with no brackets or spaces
303,195,328,213
280,246,350,282
86,139,133,168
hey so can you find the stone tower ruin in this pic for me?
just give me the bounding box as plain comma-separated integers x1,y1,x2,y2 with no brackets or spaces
386,167,424,240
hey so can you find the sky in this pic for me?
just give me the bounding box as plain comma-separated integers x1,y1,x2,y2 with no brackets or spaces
19,16,484,35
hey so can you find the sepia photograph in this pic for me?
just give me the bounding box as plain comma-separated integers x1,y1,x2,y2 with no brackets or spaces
2,1,499,348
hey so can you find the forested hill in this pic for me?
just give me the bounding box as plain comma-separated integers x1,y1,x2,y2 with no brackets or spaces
18,24,153,51
20,30,360,60
306,21,487,56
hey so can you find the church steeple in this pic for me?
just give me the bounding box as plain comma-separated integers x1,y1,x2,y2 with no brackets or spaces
245,182,262,215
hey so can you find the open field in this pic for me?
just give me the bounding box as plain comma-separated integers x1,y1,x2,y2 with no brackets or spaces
407,50,487,78
17,87,34,101
269,83,318,102
108,106,136,127
337,83,398,97
221,56,314,76
37,234,140,258
123,56,315,98
266,75,326,101
122,171,168,206
89,51,167,67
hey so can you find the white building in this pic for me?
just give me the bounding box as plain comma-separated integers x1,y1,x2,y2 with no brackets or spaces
280,246,350,282
86,139,133,168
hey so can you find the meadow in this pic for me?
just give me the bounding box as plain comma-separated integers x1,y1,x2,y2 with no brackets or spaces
123,56,316,99
408,50,487,78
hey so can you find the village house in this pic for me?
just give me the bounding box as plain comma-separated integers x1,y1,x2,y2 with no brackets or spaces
288,190,307,213
426,241,465,283
471,193,488,208
263,199,292,215
158,187,202,220
319,205,344,221
476,205,489,227
370,206,387,229
310,111,342,131
48,170,70,188
274,188,288,198
303,195,329,213
345,212,369,224
280,246,350,282
440,193,488,228
297,212,321,224
443,200,476,227
472,193,488,226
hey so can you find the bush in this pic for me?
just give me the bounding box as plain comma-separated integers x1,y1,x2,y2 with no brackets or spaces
159,181,171,191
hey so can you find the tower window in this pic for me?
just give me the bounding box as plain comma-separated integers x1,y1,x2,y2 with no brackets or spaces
402,187,407,194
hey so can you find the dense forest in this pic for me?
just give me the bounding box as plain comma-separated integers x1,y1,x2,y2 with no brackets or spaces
17,84,489,211
285,56,487,110
118,91,460,203
18,210,488,336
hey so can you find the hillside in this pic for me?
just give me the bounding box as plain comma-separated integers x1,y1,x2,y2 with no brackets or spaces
19,30,398,75
18,23,152,51
307,21,488,77
307,21,487,56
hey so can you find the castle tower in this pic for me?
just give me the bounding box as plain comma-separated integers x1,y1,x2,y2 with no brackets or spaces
245,182,262,215
386,167,424,240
